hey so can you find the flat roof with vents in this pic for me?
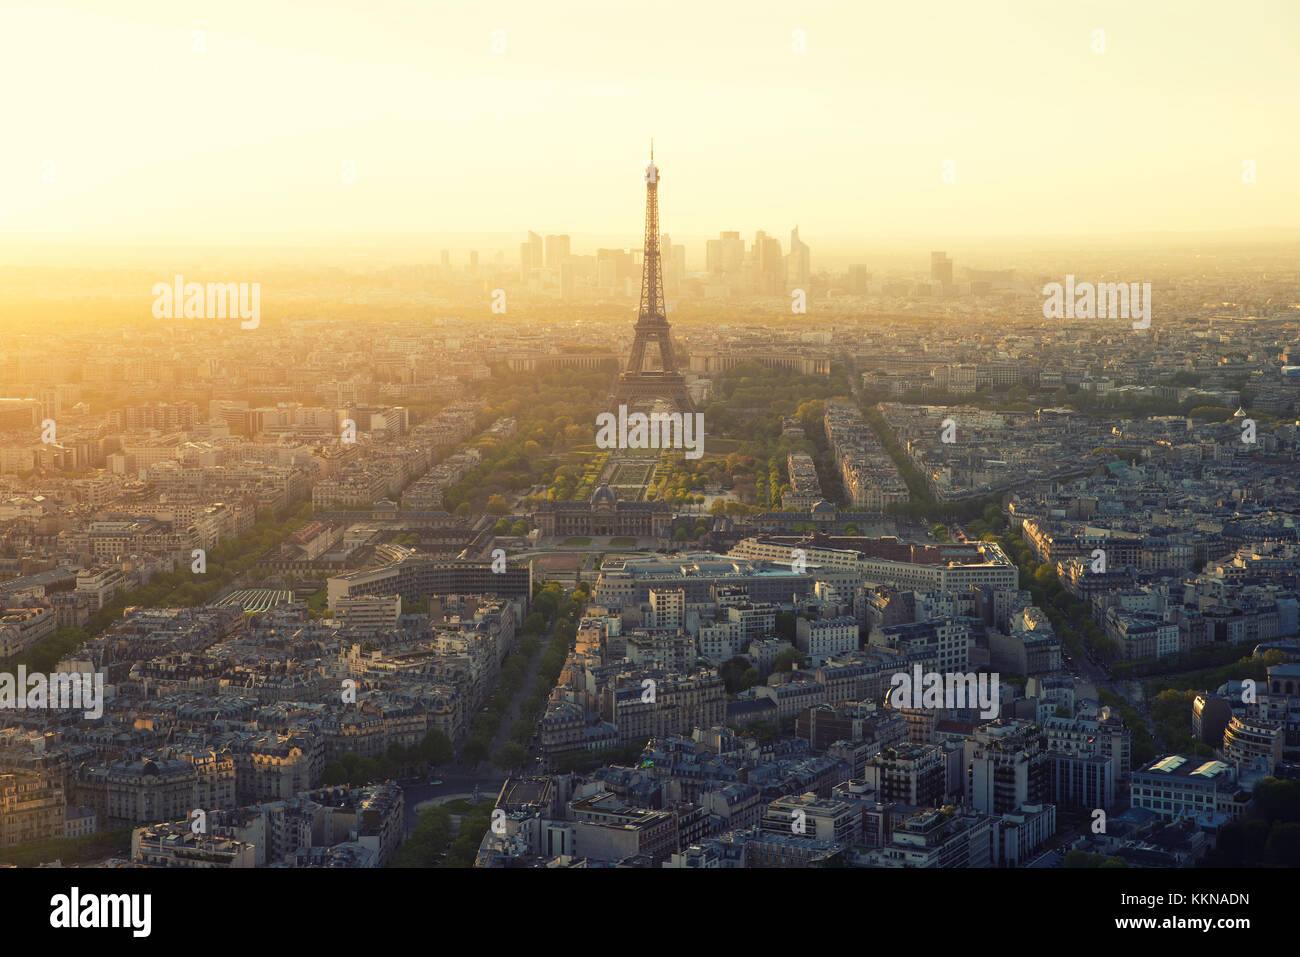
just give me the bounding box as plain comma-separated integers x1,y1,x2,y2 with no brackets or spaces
1151,755,1187,773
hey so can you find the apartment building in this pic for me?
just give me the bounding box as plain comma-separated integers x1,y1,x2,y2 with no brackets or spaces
1130,755,1240,819
0,770,66,848
861,745,945,806
762,792,861,844
796,615,859,666
965,721,1050,815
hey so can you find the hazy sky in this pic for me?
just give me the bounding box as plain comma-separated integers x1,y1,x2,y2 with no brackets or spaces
3,0,1297,247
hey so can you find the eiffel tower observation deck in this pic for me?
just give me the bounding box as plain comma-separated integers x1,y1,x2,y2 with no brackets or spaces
609,143,695,414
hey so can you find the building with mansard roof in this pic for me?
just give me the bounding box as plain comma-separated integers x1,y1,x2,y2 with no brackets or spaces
534,484,672,538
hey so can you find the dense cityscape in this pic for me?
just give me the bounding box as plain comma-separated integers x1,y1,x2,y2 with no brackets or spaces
5,0,1295,940
5,211,1300,879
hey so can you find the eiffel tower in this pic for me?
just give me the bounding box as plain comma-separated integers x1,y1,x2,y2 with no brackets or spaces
609,143,695,414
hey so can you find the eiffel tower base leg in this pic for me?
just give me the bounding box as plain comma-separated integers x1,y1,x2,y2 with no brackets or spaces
609,375,695,414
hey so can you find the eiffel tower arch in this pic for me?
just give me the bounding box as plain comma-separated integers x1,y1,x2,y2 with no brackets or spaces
609,144,695,415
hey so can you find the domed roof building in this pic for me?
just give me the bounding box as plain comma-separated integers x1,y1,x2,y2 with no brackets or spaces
534,481,672,538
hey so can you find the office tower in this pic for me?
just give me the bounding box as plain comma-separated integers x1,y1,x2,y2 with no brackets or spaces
661,232,674,294
755,231,783,295
440,249,451,269
848,265,870,293
520,241,533,278
706,239,722,275
596,248,635,283
787,225,810,288
931,251,953,290
661,233,684,295
39,388,60,422
560,261,575,299
720,231,744,274
545,234,570,267
528,231,544,268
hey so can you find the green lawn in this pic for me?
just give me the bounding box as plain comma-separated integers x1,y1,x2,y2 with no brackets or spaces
703,437,744,453
0,827,134,867
608,537,637,547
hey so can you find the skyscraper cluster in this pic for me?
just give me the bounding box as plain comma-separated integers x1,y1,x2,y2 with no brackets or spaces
704,227,812,295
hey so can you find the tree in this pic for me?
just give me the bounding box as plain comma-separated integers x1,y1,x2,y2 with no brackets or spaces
1264,822,1300,866
775,611,796,641
510,719,535,747
510,520,528,536
773,647,805,673
493,743,527,772
395,805,453,867
417,729,455,767
461,736,491,767
319,760,349,786
486,494,510,515
1252,777,1300,824
718,656,753,694
455,502,472,516
1062,849,1092,868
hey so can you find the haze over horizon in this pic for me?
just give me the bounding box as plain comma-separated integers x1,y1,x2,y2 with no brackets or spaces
4,0,1297,252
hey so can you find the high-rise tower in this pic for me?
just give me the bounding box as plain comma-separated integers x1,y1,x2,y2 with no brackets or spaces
609,143,695,413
